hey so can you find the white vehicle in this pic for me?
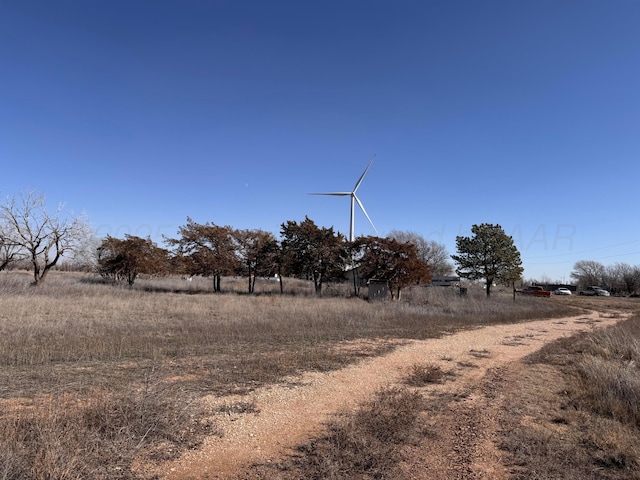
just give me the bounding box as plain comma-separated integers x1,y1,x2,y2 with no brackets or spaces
579,286,610,296
553,288,572,296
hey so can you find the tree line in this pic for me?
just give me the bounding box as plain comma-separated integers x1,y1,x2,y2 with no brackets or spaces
0,192,451,298
14,191,622,299
96,221,531,299
571,260,640,296
97,216,436,299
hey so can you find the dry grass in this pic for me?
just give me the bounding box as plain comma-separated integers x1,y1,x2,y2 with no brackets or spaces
0,379,214,480
404,363,450,386
0,271,578,478
499,309,640,479
251,298,640,480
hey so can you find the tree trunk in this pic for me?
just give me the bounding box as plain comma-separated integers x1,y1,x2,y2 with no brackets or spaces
0,256,12,272
31,257,41,285
486,278,492,297
352,267,360,297
314,272,322,296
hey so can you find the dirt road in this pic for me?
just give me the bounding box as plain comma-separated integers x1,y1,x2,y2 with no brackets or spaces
162,309,626,480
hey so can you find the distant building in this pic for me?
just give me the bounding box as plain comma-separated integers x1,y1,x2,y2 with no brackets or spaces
543,283,577,293
431,276,461,287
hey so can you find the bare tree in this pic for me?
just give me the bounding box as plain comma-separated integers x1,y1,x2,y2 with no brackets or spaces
623,264,640,296
0,222,21,271
570,260,605,289
0,191,90,285
388,230,453,278
603,262,640,296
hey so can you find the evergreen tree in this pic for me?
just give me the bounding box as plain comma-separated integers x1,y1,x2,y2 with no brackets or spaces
280,216,347,296
452,224,523,297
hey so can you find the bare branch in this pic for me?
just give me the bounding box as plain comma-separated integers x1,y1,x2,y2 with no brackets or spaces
0,191,90,284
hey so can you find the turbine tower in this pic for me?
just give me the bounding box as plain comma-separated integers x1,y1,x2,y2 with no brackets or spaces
309,156,378,242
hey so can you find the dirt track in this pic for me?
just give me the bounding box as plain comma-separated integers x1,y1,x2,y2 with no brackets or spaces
161,308,626,480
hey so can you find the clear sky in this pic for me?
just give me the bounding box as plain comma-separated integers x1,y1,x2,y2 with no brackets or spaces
1,1,639,282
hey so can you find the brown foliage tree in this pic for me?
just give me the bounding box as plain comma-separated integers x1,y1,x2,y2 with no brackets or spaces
166,218,238,292
233,229,280,294
352,236,431,300
97,235,168,285
388,230,454,278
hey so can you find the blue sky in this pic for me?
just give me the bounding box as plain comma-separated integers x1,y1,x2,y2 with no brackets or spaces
1,1,639,282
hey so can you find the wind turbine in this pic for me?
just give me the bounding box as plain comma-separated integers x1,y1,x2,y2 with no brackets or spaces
309,156,378,242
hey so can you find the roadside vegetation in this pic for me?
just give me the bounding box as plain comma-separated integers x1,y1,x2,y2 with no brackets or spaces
0,271,576,479
500,300,640,479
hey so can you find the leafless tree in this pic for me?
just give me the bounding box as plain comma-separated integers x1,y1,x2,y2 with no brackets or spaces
0,191,90,285
570,260,605,289
388,230,453,278
0,222,21,271
604,262,640,295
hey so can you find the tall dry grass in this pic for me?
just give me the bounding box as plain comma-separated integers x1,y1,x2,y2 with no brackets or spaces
576,319,640,427
0,271,578,479
528,312,640,427
506,310,640,478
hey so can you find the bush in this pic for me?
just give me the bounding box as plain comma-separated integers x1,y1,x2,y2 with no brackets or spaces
405,363,448,386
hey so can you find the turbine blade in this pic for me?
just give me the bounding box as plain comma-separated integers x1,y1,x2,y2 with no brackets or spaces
354,194,378,235
353,154,376,193
308,192,351,196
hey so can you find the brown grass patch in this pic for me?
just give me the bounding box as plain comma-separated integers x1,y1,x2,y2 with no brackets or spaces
404,363,450,386
499,312,640,479
0,271,580,478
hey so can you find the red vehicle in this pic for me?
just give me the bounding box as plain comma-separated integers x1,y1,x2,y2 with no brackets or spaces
519,286,552,297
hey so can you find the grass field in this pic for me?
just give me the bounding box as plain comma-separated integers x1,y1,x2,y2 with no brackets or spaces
507,299,640,479
243,296,640,480
0,271,582,479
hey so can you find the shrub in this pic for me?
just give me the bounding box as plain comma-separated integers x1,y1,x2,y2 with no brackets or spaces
405,363,447,386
